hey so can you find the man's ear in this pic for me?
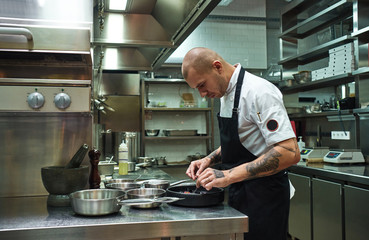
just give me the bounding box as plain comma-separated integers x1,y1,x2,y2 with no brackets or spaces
212,60,222,73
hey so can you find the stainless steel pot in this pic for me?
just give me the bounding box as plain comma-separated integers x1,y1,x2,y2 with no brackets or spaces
125,188,166,209
69,189,125,216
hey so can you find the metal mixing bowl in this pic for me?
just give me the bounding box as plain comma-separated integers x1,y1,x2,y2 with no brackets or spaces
125,188,166,208
145,129,160,136
69,189,125,216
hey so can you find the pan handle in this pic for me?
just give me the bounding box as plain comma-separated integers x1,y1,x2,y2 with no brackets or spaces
117,197,184,206
170,179,193,187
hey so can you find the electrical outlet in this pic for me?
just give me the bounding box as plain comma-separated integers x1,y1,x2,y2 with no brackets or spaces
331,131,350,140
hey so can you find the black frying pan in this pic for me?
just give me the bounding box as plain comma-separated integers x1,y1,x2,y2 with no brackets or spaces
166,185,224,207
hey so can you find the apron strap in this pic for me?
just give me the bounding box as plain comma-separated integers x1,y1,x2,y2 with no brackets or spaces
232,67,245,114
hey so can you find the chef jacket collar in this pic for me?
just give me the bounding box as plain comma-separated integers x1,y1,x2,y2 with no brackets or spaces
224,63,241,98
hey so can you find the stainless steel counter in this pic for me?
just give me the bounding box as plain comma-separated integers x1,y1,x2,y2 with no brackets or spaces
288,162,369,186
0,168,248,240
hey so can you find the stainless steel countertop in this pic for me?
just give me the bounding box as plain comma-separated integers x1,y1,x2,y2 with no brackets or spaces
289,162,369,186
0,167,248,240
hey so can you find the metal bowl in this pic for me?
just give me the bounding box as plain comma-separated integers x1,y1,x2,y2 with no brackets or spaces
98,161,117,176
125,188,166,208
69,189,125,216
145,129,160,136
105,182,142,191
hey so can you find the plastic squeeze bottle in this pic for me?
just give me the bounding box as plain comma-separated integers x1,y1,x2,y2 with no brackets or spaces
118,140,128,175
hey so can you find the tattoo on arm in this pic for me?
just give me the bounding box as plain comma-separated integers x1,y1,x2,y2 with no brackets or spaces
208,149,222,165
245,148,281,178
213,169,225,178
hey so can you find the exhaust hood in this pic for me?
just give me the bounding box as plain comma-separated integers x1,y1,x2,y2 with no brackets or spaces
93,0,220,71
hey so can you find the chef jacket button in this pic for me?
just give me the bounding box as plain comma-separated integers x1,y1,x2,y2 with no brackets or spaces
230,97,234,101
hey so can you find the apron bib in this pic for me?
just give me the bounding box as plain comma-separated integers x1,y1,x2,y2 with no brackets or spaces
217,67,290,240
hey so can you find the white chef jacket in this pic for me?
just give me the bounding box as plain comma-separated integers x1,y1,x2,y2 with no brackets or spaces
220,64,296,157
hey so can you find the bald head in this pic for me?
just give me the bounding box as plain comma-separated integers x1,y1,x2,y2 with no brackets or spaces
182,47,226,79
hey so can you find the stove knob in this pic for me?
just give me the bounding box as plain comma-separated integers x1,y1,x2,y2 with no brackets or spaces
54,93,71,109
27,92,45,109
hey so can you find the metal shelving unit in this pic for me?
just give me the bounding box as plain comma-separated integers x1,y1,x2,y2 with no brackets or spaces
140,78,215,157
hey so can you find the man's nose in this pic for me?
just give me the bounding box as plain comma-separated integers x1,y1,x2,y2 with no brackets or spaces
199,90,207,98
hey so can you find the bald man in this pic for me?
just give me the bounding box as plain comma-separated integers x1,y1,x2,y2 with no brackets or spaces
182,47,300,240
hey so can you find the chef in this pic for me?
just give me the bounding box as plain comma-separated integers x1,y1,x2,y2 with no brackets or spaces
182,47,300,240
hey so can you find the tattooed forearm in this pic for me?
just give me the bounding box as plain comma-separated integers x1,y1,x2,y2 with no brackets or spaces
207,149,222,165
213,169,225,178
245,148,281,178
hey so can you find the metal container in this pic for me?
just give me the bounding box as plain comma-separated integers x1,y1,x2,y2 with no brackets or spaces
98,161,117,175
128,161,136,172
145,129,160,136
69,189,125,216
137,157,156,167
163,129,198,136
125,188,166,209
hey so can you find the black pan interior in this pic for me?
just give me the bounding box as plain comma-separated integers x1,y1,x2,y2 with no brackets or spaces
166,185,224,207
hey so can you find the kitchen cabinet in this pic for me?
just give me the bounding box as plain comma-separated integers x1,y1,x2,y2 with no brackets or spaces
140,78,214,163
288,163,369,240
289,173,312,240
312,178,343,240
344,185,369,240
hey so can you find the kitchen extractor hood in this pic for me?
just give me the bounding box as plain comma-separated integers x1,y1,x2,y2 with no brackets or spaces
93,0,221,71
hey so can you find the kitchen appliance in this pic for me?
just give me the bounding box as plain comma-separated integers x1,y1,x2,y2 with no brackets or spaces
300,147,330,162
0,0,93,198
323,149,365,164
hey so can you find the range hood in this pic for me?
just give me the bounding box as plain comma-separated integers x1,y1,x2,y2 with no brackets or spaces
93,0,220,71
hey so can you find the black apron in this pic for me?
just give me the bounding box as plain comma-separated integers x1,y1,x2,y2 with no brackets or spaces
217,67,290,240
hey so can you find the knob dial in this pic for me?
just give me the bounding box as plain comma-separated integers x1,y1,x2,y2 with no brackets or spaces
27,92,45,109
54,93,71,109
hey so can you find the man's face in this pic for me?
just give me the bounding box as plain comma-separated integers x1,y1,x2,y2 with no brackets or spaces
185,67,227,98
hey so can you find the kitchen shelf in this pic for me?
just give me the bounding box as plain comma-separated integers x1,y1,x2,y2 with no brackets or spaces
352,67,369,76
280,73,355,94
141,78,215,160
280,0,353,39
351,26,369,42
144,136,212,141
288,109,352,119
279,35,354,66
144,107,212,112
143,78,187,83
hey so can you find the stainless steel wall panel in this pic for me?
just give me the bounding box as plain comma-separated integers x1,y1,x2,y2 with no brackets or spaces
100,73,140,96
0,113,92,197
98,96,141,132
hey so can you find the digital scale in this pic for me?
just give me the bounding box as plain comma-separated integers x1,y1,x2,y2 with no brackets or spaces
300,147,330,162
323,149,365,164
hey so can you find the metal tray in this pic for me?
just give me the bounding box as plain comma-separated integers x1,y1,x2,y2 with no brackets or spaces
163,129,198,136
